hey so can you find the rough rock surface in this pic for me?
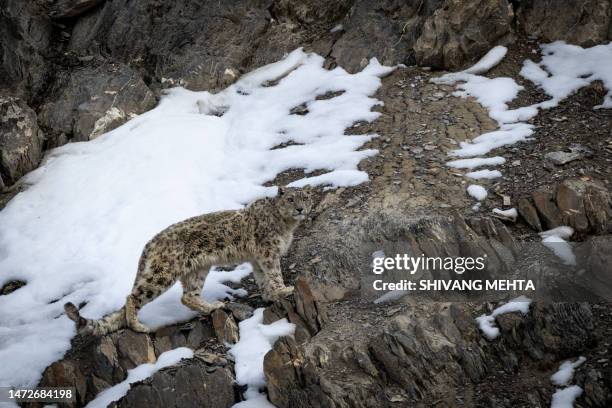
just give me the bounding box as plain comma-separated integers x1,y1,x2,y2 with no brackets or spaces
38,63,156,143
517,0,612,46
0,97,44,188
414,0,514,69
116,359,235,408
49,0,105,19
3,1,612,407
0,1,52,100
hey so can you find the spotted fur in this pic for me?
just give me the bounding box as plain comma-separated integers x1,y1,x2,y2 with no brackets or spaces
64,187,314,335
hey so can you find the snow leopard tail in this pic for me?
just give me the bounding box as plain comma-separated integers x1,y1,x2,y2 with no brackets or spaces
64,301,127,336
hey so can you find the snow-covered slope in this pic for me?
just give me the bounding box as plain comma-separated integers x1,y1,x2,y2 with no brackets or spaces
0,49,394,388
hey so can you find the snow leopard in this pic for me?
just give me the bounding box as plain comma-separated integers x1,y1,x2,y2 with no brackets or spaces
64,187,315,335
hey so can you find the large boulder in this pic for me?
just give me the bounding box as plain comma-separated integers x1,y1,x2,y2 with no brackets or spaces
414,0,514,70
517,0,612,46
39,63,155,142
116,360,235,408
0,97,44,188
327,1,425,71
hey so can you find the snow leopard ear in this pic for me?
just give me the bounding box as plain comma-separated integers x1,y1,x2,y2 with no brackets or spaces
278,186,286,196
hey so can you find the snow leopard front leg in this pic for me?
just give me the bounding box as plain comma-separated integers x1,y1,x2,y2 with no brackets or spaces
256,255,293,302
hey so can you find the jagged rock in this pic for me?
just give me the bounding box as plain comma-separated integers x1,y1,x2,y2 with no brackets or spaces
584,185,612,234
557,178,596,234
263,336,305,407
294,277,327,335
264,297,598,408
116,360,235,408
38,63,155,142
499,303,594,360
328,1,419,71
153,325,188,356
92,336,125,385
0,97,44,187
184,320,213,349
532,190,563,230
414,0,514,70
579,367,612,407
518,197,543,231
264,303,488,408
211,309,239,345
193,349,228,367
517,0,612,46
271,0,351,25
40,360,87,406
114,330,156,370
226,302,254,322
50,0,106,19
0,1,51,99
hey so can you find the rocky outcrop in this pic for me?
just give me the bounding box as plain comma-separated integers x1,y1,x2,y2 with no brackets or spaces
38,63,155,143
517,178,612,236
36,317,224,407
414,0,514,69
0,97,44,188
116,358,235,408
517,0,612,46
263,299,603,407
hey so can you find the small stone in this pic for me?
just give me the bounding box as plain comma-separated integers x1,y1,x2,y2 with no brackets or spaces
194,350,228,366
0,279,26,295
212,309,239,344
410,146,424,154
226,302,254,322
545,151,581,165
345,196,361,208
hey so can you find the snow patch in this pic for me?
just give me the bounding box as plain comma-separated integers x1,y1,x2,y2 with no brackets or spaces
230,308,295,407
464,45,508,75
551,357,586,387
446,156,506,169
465,169,502,179
476,296,531,340
540,227,576,266
540,226,574,240
551,386,583,408
492,207,518,221
467,184,488,201
521,42,612,109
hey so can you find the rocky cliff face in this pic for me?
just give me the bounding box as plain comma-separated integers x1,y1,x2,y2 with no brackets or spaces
2,1,612,407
